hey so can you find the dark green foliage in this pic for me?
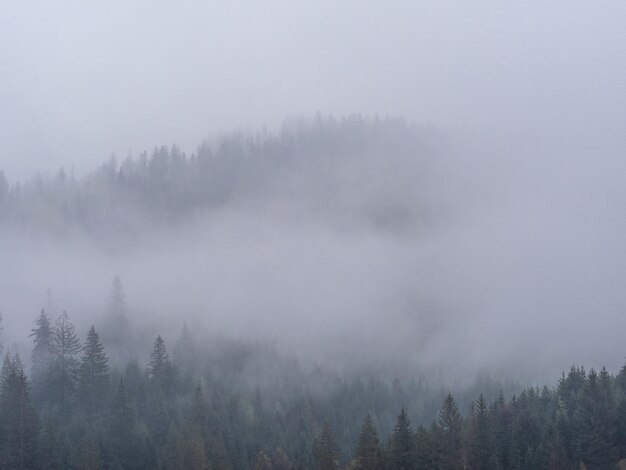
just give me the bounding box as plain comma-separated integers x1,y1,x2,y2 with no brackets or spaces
437,393,463,470
387,407,415,469
50,311,81,411
313,422,340,470
149,335,173,393
573,368,618,469
77,325,110,416
6,310,626,470
468,394,491,470
355,414,382,470
30,309,54,405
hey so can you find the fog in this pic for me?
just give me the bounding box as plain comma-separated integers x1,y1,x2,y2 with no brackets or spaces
1,1,626,385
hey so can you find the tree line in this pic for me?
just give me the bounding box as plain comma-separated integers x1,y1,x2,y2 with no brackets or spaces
0,304,625,469
0,115,433,241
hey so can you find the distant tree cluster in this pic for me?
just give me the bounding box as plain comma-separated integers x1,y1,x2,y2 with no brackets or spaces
0,115,433,241
0,302,625,469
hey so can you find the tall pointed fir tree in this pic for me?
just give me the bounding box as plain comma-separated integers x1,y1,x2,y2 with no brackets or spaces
388,407,415,470
468,394,491,470
77,325,110,416
355,414,382,470
51,311,81,413
148,335,174,395
437,393,464,470
30,309,54,403
313,422,340,470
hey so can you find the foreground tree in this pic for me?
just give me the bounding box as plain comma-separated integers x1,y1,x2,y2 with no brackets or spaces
437,393,463,470
313,422,340,470
388,407,414,469
355,414,382,470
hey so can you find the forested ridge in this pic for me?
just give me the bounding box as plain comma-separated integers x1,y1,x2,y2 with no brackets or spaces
0,298,625,469
1,117,625,469
0,115,436,243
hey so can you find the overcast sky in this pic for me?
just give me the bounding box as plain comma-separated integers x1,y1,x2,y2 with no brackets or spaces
1,0,625,179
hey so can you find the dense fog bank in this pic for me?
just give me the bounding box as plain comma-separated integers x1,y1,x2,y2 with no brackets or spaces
1,115,625,383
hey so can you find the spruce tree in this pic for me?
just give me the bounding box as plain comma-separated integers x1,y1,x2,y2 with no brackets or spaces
51,311,81,411
77,325,110,416
388,407,415,470
355,414,382,470
437,393,464,470
148,335,174,396
313,422,340,470
30,309,54,406
468,394,491,470
574,368,618,469
490,391,512,470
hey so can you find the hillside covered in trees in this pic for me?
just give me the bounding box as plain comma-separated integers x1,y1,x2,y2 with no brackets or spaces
0,304,625,469
0,115,440,246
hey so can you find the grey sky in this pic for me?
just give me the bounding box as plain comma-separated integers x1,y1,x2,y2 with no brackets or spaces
2,1,625,179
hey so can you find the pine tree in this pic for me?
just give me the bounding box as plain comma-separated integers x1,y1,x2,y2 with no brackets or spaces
51,311,81,411
148,335,174,396
30,309,54,406
573,368,618,469
313,422,340,470
354,414,382,470
490,391,512,470
437,393,464,470
468,394,491,470
77,325,110,416
388,407,415,470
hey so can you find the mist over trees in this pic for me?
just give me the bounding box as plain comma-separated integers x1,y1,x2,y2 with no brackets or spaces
0,115,437,246
0,307,625,469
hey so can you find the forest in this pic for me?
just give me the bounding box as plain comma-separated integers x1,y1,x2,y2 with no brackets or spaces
0,295,625,470
1,115,625,469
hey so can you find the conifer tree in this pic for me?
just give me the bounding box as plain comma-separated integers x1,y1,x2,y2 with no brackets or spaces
30,309,54,406
77,325,110,416
51,311,81,411
468,394,491,470
388,407,415,470
355,414,382,470
149,335,171,384
490,391,512,469
437,393,463,470
574,368,618,469
313,422,340,470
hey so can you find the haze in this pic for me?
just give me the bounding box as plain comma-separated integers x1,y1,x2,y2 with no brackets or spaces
1,1,626,384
